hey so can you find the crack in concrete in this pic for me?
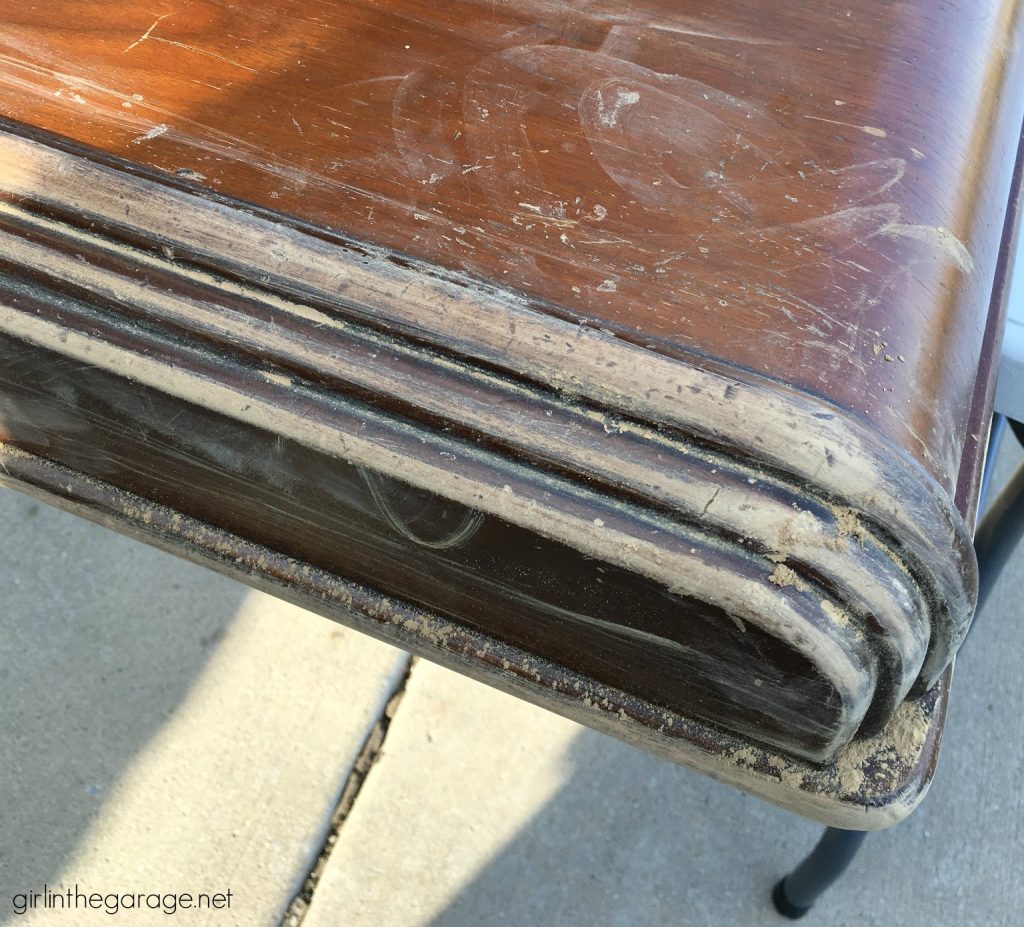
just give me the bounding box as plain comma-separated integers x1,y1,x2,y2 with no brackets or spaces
281,653,417,926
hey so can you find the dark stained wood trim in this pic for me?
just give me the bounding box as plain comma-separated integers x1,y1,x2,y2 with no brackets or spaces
0,126,974,704
956,114,1024,526
0,442,949,830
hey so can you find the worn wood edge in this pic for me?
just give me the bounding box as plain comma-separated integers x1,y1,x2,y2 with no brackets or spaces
0,442,944,830
0,196,932,725
956,115,1024,526
0,290,879,760
0,126,969,693
0,122,977,684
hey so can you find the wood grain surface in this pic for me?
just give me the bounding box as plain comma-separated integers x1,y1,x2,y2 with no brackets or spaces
3,0,1020,495
0,0,1020,814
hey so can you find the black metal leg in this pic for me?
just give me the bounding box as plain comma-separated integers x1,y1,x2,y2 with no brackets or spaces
965,413,1023,638
1010,416,1024,448
974,454,1024,616
772,828,868,919
977,413,1009,516
767,415,1022,919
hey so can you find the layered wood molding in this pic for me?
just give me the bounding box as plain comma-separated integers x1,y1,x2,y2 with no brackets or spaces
0,126,969,758
1,0,1022,827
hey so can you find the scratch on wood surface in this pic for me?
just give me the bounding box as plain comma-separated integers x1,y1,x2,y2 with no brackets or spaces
150,38,258,73
647,22,787,45
803,114,888,138
583,8,788,46
131,123,169,144
0,51,442,225
124,13,172,53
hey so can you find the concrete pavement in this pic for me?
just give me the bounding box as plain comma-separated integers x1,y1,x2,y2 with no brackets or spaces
0,489,408,926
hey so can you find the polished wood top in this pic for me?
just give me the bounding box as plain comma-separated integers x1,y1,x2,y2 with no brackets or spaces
3,0,1022,501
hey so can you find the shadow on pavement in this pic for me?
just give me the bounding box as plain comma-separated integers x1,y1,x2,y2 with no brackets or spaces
0,487,247,921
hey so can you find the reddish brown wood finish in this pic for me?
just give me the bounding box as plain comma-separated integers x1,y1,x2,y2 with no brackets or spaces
0,0,1020,825
3,0,1021,492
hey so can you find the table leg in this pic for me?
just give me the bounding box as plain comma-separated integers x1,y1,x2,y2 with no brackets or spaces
772,828,868,919
974,428,1024,615
772,414,1022,918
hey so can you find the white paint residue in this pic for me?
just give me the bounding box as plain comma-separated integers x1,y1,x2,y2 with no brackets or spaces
644,21,787,46
54,89,88,105
597,279,618,292
881,223,974,274
804,115,887,137
259,370,293,387
131,124,169,144
596,89,641,128
174,168,207,182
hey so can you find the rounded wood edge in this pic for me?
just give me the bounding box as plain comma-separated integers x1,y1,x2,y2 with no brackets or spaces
0,124,970,710
0,443,946,829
